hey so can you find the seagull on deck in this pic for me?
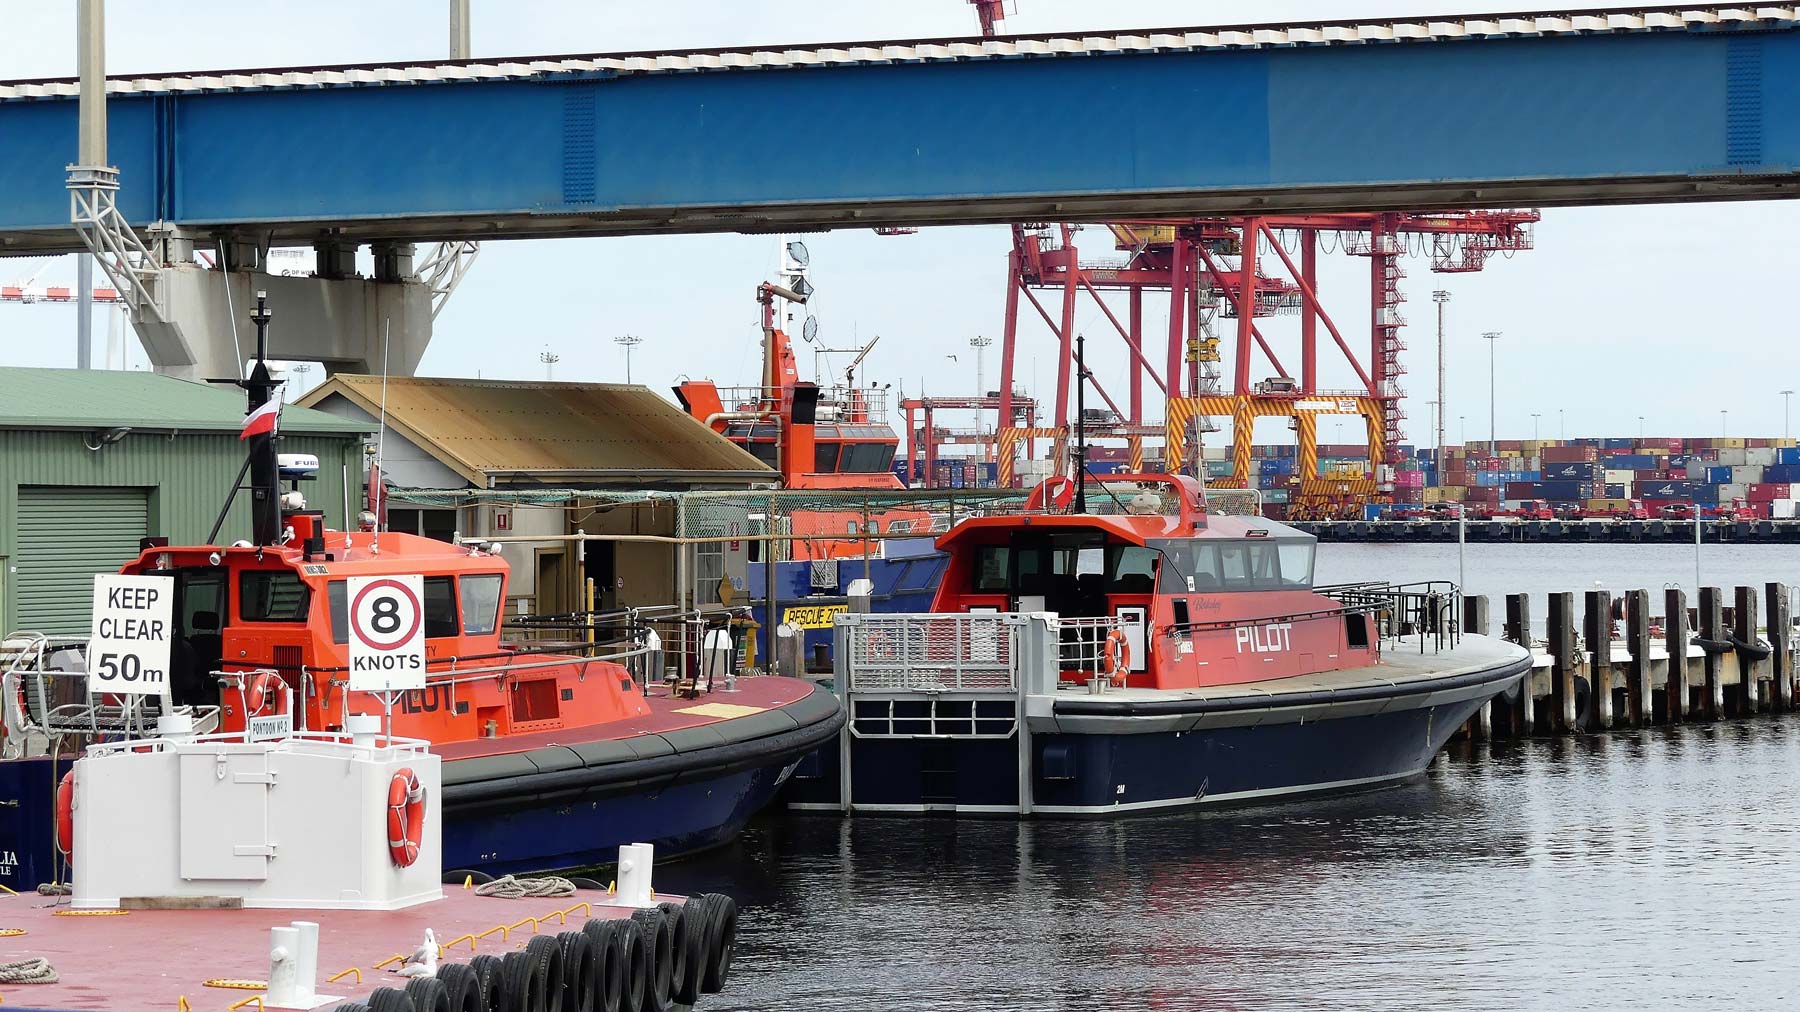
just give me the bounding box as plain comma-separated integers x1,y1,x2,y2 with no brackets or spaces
394,928,439,978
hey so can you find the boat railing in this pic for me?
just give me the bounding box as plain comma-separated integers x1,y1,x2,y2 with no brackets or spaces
2,631,222,756
1315,580,1463,652
1051,615,1126,679
84,727,434,759
837,613,1023,693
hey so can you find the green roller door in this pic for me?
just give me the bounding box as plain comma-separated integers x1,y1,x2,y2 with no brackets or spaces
15,486,149,635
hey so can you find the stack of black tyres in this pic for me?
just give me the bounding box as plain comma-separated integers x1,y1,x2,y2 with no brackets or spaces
335,893,738,1012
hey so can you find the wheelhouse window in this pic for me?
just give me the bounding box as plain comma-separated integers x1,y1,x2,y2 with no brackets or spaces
1153,538,1316,593
239,571,310,622
973,545,1011,592
460,574,504,635
326,575,461,644
814,442,842,473
840,442,896,474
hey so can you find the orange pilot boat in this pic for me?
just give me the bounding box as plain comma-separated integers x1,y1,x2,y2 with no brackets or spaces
0,294,843,892
787,464,1530,815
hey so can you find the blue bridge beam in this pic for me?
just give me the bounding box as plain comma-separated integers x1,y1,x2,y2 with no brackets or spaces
1,11,1799,255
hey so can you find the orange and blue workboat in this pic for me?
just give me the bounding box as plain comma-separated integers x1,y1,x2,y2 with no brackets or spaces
785,471,1529,815
0,295,843,893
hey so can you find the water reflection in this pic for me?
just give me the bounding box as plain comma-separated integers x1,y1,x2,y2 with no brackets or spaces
660,719,1800,1010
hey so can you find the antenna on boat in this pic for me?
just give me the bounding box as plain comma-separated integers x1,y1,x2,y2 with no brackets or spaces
1074,333,1088,515
372,317,391,556
246,293,282,548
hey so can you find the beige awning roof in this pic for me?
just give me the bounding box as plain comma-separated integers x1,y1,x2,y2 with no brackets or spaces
298,375,771,487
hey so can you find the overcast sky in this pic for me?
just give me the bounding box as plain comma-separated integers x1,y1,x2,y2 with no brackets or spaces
2,1,1795,448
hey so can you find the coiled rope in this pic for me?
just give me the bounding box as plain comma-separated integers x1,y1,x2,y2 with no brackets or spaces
35,883,70,896
0,957,59,984
472,875,576,899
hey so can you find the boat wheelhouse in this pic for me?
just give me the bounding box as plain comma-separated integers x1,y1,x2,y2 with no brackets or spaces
786,473,1530,816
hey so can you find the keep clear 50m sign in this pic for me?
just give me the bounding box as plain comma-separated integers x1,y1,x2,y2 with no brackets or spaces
89,574,174,695
347,574,427,691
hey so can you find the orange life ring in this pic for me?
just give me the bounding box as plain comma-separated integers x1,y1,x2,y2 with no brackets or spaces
1101,628,1132,687
244,671,288,717
386,767,426,868
1025,477,1076,512
55,769,75,866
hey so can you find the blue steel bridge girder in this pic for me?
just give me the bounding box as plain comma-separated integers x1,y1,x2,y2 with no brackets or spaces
0,16,1799,255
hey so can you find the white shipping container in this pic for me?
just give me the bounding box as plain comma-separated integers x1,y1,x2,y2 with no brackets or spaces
1774,499,1799,520
1605,469,1635,484
1715,448,1749,467
1720,483,1749,501
1732,466,1764,484
1747,447,1777,467
1203,446,1228,461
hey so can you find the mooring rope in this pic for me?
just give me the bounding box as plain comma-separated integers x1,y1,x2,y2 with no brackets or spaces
0,957,59,984
472,875,576,899
34,883,70,896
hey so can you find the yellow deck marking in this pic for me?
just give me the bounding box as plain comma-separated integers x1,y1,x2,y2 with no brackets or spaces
54,909,128,916
0,929,23,937
203,980,268,990
674,702,767,719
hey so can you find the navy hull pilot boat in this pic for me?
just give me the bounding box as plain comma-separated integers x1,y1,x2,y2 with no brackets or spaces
0,293,844,893
786,469,1530,815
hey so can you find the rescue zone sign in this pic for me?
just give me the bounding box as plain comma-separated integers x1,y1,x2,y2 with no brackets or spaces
782,604,847,630
347,574,426,691
88,574,173,696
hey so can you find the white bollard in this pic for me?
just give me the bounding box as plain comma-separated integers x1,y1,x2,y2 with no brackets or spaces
267,925,302,1008
346,713,381,748
155,712,195,741
615,842,656,908
291,920,320,1002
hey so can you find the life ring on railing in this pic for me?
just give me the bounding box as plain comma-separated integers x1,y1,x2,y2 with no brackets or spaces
244,671,288,716
1025,477,1077,512
386,767,426,868
55,769,75,866
1101,628,1132,687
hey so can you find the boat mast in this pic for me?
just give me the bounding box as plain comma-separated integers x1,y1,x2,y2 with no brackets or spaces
246,293,281,546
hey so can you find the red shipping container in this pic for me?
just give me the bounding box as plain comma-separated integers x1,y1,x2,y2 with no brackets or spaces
1750,483,1794,502
1643,498,1686,512
1442,471,1469,487
1464,487,1501,503
1503,482,1538,498
1542,446,1600,463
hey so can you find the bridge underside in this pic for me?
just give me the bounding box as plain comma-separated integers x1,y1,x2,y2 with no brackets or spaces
7,174,1797,256
2,8,1797,373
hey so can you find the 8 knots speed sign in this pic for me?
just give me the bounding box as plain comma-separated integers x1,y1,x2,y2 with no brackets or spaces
346,574,427,691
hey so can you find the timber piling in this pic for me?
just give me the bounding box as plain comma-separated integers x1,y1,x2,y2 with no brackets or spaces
1471,581,1799,740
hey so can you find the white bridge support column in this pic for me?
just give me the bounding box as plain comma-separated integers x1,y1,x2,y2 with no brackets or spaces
135,266,434,380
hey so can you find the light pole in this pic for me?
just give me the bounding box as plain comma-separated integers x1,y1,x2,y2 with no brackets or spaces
1460,414,1466,447
1481,331,1501,457
1721,409,1728,438
969,336,993,396
614,334,644,383
1783,390,1794,441
1531,412,1540,442
538,349,559,381
1559,409,1565,440
1638,415,1645,440
1433,291,1449,463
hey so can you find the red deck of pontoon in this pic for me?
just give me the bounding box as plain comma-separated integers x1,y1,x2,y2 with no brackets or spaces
2,885,664,1010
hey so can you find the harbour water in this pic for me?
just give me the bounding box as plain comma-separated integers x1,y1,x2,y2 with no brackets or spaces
655,543,1800,1010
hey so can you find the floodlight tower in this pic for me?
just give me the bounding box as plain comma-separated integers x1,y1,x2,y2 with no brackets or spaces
615,334,644,383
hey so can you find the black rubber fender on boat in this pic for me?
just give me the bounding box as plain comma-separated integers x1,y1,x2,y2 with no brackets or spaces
1728,633,1772,660
557,930,597,1012
334,1004,372,1012
578,919,626,1012
501,950,534,1012
403,976,452,1012
616,916,649,1012
441,687,845,810
629,906,675,1012
469,954,507,1012
433,963,482,1012
697,893,737,994
366,988,416,1012
1692,635,1735,656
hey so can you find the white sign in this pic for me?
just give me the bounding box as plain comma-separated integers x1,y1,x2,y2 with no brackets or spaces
88,574,173,696
346,574,427,691
247,711,293,742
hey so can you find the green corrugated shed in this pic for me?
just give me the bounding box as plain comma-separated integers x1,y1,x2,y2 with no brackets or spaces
0,368,373,634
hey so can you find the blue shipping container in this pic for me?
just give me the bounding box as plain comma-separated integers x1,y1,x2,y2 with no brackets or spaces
1602,438,1634,450
1539,480,1592,501
1636,480,1700,499
1781,448,1800,466
1362,504,1390,520
1706,466,1733,484
1542,462,1599,480
1604,454,1658,469
1606,483,1627,498
1770,464,1800,482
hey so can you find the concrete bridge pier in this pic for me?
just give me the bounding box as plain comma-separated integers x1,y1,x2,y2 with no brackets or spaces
128,241,433,381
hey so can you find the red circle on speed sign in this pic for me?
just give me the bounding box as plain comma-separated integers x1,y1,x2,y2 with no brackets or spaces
350,578,423,651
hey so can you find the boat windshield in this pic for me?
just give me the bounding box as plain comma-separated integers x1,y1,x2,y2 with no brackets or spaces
1151,537,1314,593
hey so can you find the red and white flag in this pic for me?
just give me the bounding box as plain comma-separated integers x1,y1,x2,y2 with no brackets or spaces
240,399,280,440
